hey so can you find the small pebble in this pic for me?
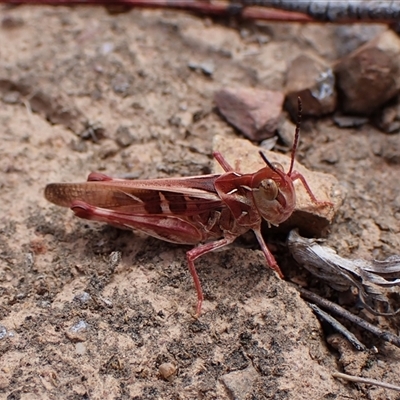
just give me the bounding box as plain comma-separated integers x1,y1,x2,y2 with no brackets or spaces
73,291,92,304
115,126,134,147
66,320,88,342
215,87,284,141
75,342,87,355
159,362,177,381
285,54,336,116
0,325,7,340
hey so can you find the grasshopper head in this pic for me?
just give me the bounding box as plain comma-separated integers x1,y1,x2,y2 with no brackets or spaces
251,161,296,226
252,97,302,226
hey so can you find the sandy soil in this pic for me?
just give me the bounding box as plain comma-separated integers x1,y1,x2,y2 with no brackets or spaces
1,5,400,400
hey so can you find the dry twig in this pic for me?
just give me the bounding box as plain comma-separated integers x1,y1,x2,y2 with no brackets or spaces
243,0,400,22
307,303,366,351
332,371,400,392
299,287,400,349
2,0,400,24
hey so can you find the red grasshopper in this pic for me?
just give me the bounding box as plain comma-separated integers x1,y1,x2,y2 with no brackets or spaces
45,100,331,316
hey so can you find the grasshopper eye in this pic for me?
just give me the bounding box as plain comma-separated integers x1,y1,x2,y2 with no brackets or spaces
271,162,284,172
259,179,278,201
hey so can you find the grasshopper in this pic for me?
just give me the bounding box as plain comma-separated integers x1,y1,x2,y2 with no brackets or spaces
45,99,331,316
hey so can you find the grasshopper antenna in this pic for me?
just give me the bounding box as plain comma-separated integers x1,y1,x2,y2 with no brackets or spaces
260,96,302,177
288,97,302,176
259,151,277,172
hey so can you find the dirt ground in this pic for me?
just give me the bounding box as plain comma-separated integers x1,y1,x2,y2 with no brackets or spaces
1,4,400,400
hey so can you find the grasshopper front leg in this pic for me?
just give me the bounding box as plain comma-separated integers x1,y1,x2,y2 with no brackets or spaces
253,228,284,279
290,171,333,207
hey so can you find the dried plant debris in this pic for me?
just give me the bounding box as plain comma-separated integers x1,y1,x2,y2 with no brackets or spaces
299,288,400,348
287,229,400,316
307,303,367,351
